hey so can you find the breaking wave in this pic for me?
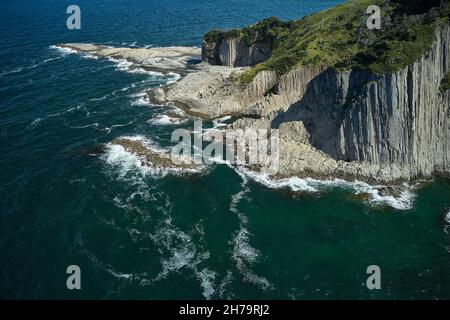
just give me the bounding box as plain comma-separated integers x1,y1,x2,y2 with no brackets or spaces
101,135,205,178
50,45,97,60
147,114,187,126
235,167,415,210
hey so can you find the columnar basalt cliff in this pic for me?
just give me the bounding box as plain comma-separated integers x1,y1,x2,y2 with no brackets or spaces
274,24,450,181
149,0,450,183
202,37,272,67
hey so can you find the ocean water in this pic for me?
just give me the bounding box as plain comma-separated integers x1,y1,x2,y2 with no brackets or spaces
1,0,450,299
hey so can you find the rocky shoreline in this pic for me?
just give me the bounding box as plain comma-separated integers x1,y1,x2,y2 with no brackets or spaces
146,25,450,185
59,16,450,187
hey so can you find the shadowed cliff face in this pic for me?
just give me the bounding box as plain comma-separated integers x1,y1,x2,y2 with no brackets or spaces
202,37,272,67
273,24,450,180
201,16,292,67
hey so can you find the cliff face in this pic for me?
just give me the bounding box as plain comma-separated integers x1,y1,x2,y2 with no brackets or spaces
202,37,271,67
274,24,450,180
164,2,450,182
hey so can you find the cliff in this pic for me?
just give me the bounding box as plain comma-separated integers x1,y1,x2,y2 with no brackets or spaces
202,17,292,67
150,0,450,183
202,37,272,67
273,24,450,181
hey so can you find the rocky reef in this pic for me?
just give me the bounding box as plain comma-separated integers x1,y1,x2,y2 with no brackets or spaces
56,43,201,73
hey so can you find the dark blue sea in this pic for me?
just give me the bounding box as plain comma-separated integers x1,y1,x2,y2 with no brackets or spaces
1,0,450,299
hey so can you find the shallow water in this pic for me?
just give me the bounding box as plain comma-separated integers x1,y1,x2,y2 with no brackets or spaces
1,0,449,299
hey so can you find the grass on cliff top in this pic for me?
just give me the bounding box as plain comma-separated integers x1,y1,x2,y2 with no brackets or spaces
227,0,450,85
441,72,450,92
204,17,293,50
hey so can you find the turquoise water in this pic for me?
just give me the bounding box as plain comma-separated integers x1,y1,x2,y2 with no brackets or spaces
1,0,449,299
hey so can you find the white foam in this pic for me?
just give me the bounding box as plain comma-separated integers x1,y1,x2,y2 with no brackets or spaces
232,228,259,265
83,249,134,281
102,143,143,177
130,90,146,98
100,55,181,85
161,246,197,271
0,56,62,77
90,95,108,102
121,41,138,47
102,135,205,178
67,122,100,130
235,167,415,210
216,271,234,298
129,67,165,76
50,45,76,54
28,105,83,129
169,106,187,117
149,219,216,299
231,226,272,290
229,172,250,224
237,168,317,192
228,174,273,291
130,90,153,106
107,57,133,71
166,72,181,84
82,52,98,60
29,117,42,127
107,269,133,280
52,45,181,87
67,121,133,133
0,67,24,77
102,121,134,133
131,96,152,106
51,45,101,61
112,84,135,96
212,116,232,128
197,268,216,300
106,57,165,76
445,211,450,224
148,114,187,126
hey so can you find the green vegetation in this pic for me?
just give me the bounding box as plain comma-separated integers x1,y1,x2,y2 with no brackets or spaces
344,3,450,73
204,17,293,50
204,0,450,85
441,72,450,92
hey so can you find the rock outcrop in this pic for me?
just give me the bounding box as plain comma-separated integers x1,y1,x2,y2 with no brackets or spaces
202,37,271,67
